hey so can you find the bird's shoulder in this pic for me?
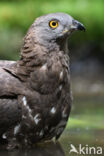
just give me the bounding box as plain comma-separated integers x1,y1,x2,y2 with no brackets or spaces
0,62,25,97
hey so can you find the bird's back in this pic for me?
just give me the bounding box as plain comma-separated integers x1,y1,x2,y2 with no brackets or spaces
0,60,16,68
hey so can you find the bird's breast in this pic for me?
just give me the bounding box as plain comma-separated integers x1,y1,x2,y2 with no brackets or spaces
29,53,69,95
12,91,71,143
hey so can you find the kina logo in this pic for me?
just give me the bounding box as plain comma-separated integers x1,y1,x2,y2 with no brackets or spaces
69,144,103,155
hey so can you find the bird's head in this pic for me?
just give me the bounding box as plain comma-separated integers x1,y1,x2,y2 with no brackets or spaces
22,12,85,54
32,13,85,44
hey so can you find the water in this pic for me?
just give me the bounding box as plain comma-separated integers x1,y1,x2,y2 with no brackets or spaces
0,95,104,156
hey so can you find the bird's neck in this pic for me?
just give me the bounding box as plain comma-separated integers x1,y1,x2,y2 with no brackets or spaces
16,34,68,82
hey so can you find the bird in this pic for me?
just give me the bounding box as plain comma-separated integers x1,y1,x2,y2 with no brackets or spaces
0,13,85,149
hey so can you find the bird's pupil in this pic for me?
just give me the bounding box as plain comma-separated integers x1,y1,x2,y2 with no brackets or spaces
52,22,56,26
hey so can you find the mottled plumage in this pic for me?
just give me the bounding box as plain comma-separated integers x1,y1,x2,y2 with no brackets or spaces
0,13,85,149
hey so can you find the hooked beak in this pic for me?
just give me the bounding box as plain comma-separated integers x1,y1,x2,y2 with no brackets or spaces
71,20,86,31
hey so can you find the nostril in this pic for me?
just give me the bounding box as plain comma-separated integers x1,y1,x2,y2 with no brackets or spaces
72,20,79,25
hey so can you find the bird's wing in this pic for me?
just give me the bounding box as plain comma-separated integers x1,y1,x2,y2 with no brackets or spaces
0,63,25,136
0,98,21,136
0,63,24,97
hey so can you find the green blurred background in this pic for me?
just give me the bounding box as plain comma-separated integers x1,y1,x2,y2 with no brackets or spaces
0,0,104,62
0,0,104,155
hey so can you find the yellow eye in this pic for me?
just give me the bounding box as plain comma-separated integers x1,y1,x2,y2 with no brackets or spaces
49,20,58,29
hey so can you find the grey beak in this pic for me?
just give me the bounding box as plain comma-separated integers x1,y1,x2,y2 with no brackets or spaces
71,20,86,31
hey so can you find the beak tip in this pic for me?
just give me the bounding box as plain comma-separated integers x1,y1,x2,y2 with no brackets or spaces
77,23,86,32
72,20,86,32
